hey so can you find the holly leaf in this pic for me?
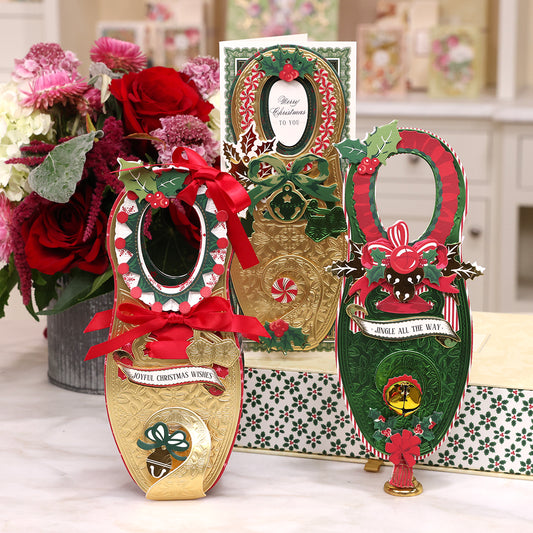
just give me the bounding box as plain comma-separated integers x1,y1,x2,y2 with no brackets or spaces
240,126,257,156
365,121,401,164
223,141,239,163
451,260,485,281
335,138,367,165
366,264,386,284
423,263,442,284
28,130,102,203
157,170,187,197
371,248,387,264
328,258,365,280
117,158,158,201
369,408,382,421
260,323,308,354
423,249,437,264
256,137,276,155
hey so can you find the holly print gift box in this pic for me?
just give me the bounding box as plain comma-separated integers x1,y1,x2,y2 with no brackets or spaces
236,312,533,478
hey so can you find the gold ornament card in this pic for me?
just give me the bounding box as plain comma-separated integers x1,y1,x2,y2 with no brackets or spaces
220,38,356,352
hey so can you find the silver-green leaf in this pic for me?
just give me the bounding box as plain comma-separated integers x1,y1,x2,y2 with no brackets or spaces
28,131,102,203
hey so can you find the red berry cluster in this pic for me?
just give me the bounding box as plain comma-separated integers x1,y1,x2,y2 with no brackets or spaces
357,156,380,175
146,191,170,209
269,318,290,338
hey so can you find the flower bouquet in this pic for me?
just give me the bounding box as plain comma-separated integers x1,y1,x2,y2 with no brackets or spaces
0,37,221,319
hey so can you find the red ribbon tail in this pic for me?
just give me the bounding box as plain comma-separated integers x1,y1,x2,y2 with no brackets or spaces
84,309,113,333
227,213,259,269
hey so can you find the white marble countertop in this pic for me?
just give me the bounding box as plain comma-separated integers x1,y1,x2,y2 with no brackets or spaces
1,316,532,533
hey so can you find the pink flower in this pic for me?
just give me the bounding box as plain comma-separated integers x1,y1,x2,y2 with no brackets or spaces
77,86,103,118
21,70,89,110
385,429,421,467
90,37,147,73
0,193,13,264
181,56,220,99
12,42,80,82
150,114,219,166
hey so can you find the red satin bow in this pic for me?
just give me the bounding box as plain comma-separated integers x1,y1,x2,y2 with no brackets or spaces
84,296,269,361
172,146,258,269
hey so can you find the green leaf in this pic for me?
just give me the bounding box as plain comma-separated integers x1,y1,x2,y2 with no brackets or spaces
369,408,381,420
365,121,401,164
423,264,442,284
370,249,387,264
366,264,385,284
260,323,308,353
33,272,60,311
423,249,437,264
39,269,112,315
335,138,368,165
157,170,187,197
0,258,19,319
117,158,158,201
28,131,102,203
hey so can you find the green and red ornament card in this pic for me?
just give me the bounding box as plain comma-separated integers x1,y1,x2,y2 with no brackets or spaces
332,121,483,495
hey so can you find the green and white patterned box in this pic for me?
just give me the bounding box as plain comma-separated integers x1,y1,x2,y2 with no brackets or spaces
235,312,533,477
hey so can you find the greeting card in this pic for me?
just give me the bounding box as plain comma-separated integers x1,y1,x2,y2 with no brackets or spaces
332,122,483,494
358,24,406,97
84,150,266,499
221,40,356,352
428,25,485,98
225,0,339,41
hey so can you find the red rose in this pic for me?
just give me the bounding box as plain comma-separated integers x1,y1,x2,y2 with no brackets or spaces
109,66,214,136
21,184,108,275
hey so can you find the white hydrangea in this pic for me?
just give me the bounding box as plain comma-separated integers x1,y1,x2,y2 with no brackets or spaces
0,81,53,201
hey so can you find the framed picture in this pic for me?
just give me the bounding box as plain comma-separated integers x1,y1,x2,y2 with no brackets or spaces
226,0,339,41
357,24,406,97
147,23,205,69
97,21,146,49
428,25,485,98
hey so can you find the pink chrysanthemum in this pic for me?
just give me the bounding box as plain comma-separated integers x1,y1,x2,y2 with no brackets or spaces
21,70,90,110
90,37,147,73
150,114,219,165
181,56,220,99
0,193,13,264
12,42,80,82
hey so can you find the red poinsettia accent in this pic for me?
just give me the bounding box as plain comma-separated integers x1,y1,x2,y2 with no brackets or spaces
385,429,421,467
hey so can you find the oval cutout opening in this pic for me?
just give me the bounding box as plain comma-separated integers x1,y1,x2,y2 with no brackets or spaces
141,199,201,285
374,153,437,242
262,77,314,154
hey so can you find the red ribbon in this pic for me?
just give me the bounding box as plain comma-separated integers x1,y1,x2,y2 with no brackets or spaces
172,146,258,269
84,296,269,361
